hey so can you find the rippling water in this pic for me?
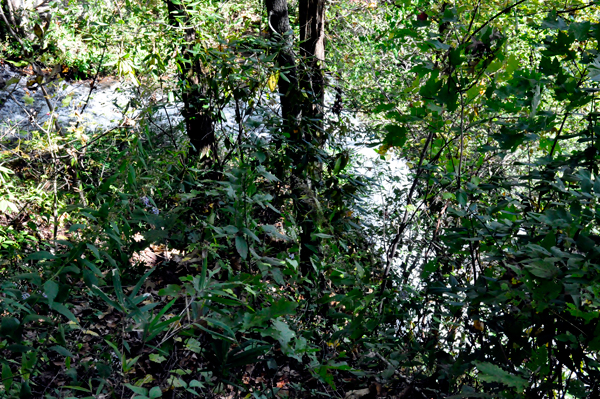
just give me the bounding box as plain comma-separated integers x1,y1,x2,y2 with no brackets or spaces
0,65,134,138
1,64,410,273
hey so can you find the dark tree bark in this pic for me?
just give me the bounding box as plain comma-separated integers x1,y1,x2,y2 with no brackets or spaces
265,0,302,133
265,0,325,136
299,0,325,135
297,0,325,274
265,0,326,277
165,0,215,158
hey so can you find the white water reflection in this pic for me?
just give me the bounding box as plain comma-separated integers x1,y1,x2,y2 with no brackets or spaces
1,67,411,275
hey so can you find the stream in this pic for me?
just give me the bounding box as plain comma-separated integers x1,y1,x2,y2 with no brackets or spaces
0,65,133,136
1,64,410,272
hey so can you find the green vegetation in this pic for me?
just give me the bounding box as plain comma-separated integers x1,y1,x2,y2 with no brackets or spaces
2,0,600,398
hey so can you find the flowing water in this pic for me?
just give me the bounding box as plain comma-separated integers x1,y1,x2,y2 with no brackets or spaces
0,65,133,137
1,64,410,272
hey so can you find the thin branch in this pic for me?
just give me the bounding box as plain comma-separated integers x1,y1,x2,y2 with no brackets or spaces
463,0,482,44
464,0,527,44
556,2,597,14
549,111,570,157
0,6,26,50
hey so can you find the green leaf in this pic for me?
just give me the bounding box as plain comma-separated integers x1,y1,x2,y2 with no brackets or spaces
259,167,279,182
313,365,336,389
19,380,32,399
442,192,455,200
7,344,32,353
157,284,181,296
441,6,457,23
242,227,260,243
384,124,407,148
254,151,266,163
50,345,74,357
149,386,162,398
569,21,590,41
189,379,204,388
82,268,99,289
3,76,20,86
271,268,285,285
261,224,289,241
261,299,298,319
223,225,239,235
125,384,148,396
44,280,59,307
0,199,18,213
129,268,155,301
456,191,467,207
61,95,73,107
68,224,86,232
149,354,167,363
541,13,567,30
144,299,177,342
504,54,519,76
269,318,295,355
64,385,91,392
86,244,100,259
524,258,560,279
421,260,438,279
426,39,451,50
145,316,181,342
576,235,597,253
235,236,248,259
2,362,14,390
25,251,56,261
51,303,78,324
194,321,236,343
449,48,463,67
473,361,527,391
7,60,29,67
1,317,22,341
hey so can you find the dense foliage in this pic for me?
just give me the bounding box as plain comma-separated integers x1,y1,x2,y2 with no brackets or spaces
2,0,600,398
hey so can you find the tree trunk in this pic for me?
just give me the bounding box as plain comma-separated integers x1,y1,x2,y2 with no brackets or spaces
297,0,325,274
299,0,325,137
165,0,215,158
265,0,326,277
265,0,302,132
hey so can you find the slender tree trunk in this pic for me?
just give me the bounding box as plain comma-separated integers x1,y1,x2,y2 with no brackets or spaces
297,0,325,274
165,0,215,158
265,0,302,132
266,0,327,277
299,0,325,139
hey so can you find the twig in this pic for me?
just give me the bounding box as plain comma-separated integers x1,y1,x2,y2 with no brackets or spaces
378,128,436,308
464,0,527,44
78,123,134,151
457,91,465,189
463,0,482,45
549,111,570,157
33,66,64,135
0,6,26,50
44,109,59,249
76,39,109,128
557,2,597,14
